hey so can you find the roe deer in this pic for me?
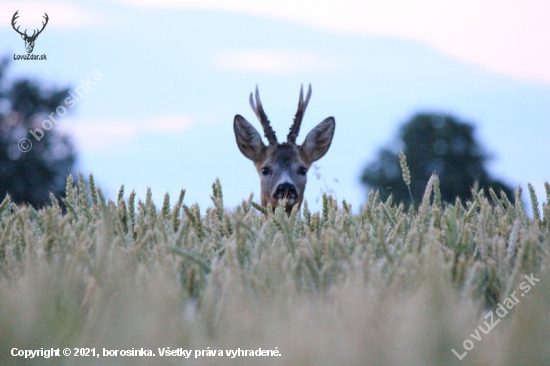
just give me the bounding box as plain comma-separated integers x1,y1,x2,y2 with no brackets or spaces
234,85,335,215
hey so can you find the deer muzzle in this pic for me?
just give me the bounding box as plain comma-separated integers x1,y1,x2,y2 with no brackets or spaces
273,183,298,205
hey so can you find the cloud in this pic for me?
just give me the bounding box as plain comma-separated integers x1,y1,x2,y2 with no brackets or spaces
61,115,195,153
111,0,550,83
215,50,342,75
1,2,97,28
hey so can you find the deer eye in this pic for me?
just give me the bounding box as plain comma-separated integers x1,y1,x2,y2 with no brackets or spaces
298,167,308,176
261,167,271,176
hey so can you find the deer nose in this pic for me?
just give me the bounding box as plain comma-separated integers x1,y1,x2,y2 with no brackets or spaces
273,183,298,200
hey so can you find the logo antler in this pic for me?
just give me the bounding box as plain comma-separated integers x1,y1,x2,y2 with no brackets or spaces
11,11,25,37
31,12,49,40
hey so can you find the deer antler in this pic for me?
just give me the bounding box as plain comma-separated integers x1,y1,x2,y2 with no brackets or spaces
11,11,25,36
32,13,49,39
249,85,278,145
11,11,49,40
287,84,312,143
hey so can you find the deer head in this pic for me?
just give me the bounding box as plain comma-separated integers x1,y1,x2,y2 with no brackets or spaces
12,11,49,54
234,85,335,215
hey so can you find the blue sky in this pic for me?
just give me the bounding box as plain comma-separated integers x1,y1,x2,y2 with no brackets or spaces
2,0,549,211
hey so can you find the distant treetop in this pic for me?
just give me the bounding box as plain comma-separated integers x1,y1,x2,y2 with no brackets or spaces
0,57,77,208
361,113,513,206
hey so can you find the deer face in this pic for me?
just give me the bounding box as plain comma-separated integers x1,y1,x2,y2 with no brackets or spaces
234,85,335,214
22,34,38,53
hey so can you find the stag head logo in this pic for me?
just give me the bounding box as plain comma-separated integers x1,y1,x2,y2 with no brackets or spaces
12,11,49,54
234,85,335,215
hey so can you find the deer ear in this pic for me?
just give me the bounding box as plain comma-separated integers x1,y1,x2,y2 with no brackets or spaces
300,117,335,162
234,115,266,161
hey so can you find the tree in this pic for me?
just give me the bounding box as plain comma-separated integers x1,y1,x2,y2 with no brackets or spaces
361,113,513,206
0,58,76,207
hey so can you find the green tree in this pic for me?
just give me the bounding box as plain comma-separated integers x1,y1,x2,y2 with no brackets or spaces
0,58,76,207
361,113,513,206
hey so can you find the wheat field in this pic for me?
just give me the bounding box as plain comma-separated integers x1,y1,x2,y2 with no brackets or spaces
0,173,549,365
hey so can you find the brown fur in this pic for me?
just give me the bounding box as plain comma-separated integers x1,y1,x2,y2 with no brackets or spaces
234,86,335,215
